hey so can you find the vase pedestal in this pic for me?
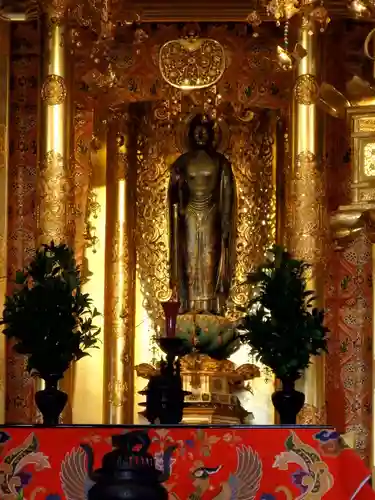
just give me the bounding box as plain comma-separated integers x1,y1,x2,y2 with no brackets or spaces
35,375,67,426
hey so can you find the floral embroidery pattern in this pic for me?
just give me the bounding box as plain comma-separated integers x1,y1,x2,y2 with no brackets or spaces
273,432,334,499
0,431,50,500
314,430,348,457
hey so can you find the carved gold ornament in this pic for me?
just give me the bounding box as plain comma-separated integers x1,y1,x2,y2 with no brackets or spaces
159,38,226,90
296,150,317,170
358,117,375,132
363,142,375,176
294,74,319,105
38,149,70,242
41,74,67,106
108,378,128,407
309,5,331,32
246,10,262,32
136,354,260,382
265,0,300,24
40,0,68,20
286,149,326,263
297,403,326,425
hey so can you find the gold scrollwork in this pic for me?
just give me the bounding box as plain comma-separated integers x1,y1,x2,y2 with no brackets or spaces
108,378,128,407
136,110,174,330
294,74,319,105
286,150,326,264
159,37,226,90
228,112,276,311
84,190,100,251
358,118,375,132
363,142,375,177
40,149,65,173
297,403,326,425
41,74,67,106
38,150,70,241
41,0,68,20
296,150,318,172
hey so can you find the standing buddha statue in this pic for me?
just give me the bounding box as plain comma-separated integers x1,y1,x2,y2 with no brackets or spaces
168,114,235,315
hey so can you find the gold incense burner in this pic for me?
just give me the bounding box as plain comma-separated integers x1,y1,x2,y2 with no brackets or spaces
136,354,260,425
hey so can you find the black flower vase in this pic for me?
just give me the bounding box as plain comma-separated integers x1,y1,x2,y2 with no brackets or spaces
272,377,305,425
35,374,68,426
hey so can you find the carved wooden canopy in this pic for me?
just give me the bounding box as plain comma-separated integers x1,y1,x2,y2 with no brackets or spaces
108,0,355,20
0,0,361,21
74,23,292,109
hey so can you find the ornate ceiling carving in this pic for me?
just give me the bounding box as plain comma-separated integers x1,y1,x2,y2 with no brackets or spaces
118,0,349,20
74,23,291,109
0,0,361,21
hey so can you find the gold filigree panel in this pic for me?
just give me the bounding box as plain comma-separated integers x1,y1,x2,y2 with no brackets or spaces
359,189,375,201
363,142,375,177
41,74,67,106
297,403,326,425
41,0,69,20
227,112,276,311
73,108,93,264
293,74,319,106
136,105,276,328
285,151,327,264
356,117,375,133
38,150,70,242
159,38,226,90
136,107,177,330
108,378,128,407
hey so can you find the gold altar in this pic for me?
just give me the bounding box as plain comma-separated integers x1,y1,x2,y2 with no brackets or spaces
2,0,375,466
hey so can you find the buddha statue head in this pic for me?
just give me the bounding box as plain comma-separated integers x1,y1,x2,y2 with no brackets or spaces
188,114,215,150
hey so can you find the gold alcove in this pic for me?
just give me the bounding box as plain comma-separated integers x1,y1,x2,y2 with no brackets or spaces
131,97,278,424
81,97,279,425
71,24,286,425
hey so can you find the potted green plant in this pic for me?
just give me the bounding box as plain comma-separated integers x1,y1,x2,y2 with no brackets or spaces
240,245,328,424
1,242,101,425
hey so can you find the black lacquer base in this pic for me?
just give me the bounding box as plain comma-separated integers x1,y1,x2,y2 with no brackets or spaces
35,387,68,426
140,337,190,425
272,379,305,425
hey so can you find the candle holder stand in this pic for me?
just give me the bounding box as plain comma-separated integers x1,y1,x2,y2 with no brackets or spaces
139,300,190,424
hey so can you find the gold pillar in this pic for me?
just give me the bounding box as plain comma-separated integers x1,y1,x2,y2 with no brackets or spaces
103,110,137,424
37,0,74,422
38,0,73,242
287,15,326,422
0,21,10,424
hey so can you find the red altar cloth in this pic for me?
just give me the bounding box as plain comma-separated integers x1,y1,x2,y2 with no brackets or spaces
0,425,373,499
